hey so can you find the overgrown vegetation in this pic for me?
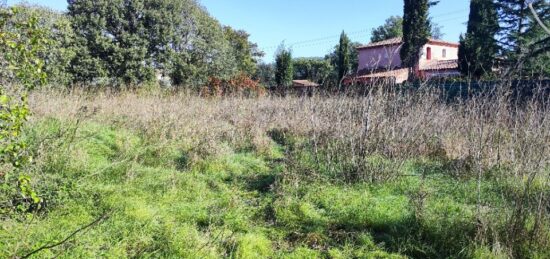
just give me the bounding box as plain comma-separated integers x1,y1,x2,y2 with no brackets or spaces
1,6,47,216
0,87,548,258
1,1,550,258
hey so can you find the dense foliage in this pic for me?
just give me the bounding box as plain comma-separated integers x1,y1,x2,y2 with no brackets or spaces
259,37,359,89
336,31,351,85
254,62,276,88
458,0,499,79
292,57,333,85
68,0,156,85
33,0,260,88
371,16,403,43
370,15,443,42
496,0,550,76
274,44,293,88
0,6,47,215
224,26,264,77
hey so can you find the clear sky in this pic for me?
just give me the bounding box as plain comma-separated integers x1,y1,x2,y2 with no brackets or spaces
8,0,470,61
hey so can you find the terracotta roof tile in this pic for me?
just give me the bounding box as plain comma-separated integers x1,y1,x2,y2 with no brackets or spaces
357,37,459,50
420,60,459,71
357,37,403,49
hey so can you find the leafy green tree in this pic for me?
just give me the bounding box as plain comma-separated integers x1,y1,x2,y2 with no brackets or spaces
67,0,246,87
68,0,154,85
224,26,264,76
255,62,276,88
371,16,404,42
371,15,444,43
274,44,293,87
336,31,351,84
1,6,48,212
497,0,531,55
168,3,235,87
522,2,550,77
12,5,76,86
400,0,436,74
458,0,499,79
293,57,333,85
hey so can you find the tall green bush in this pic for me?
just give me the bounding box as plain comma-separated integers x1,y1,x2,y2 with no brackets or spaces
0,6,47,213
275,44,293,88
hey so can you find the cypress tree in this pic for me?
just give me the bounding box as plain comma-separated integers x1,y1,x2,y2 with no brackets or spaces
275,44,293,88
336,31,351,83
458,0,499,79
400,0,433,78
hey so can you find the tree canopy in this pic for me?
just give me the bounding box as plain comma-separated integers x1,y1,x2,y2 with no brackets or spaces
371,15,444,42
66,0,261,87
293,57,333,85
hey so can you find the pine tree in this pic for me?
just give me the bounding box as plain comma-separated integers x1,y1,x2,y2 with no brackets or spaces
458,0,499,79
336,31,351,84
497,0,530,55
496,0,549,73
400,0,433,74
521,1,550,76
275,44,293,88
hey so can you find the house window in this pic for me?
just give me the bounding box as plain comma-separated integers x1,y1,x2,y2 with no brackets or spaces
426,47,432,60
442,49,447,58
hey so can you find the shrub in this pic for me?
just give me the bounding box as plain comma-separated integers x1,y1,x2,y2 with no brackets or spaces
200,73,265,97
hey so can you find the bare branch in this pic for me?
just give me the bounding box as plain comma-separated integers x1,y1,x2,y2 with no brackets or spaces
19,212,110,259
529,3,550,36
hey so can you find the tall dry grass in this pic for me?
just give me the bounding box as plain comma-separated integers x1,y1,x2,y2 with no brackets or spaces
29,85,550,256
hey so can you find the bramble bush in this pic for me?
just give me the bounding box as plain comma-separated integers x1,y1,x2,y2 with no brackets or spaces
200,73,265,97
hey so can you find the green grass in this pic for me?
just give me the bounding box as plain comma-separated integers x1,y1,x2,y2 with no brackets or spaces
1,117,548,258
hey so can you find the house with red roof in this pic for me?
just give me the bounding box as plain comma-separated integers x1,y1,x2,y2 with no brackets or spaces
348,37,461,84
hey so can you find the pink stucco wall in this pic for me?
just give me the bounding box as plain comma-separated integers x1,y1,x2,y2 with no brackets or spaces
357,45,402,72
357,42,458,72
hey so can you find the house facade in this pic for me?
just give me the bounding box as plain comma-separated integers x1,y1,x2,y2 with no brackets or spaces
351,37,460,84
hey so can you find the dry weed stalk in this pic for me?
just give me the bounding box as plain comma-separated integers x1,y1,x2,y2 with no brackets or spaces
29,85,550,253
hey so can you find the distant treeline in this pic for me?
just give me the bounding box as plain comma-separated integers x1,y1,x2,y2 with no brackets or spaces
2,0,264,89
2,0,549,90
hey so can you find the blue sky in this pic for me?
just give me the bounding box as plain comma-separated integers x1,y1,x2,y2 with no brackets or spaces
8,0,470,61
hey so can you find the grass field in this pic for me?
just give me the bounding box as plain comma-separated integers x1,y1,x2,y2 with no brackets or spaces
1,88,549,258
